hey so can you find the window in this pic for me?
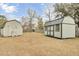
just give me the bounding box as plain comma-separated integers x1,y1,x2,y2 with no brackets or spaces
55,24,60,32
45,26,47,31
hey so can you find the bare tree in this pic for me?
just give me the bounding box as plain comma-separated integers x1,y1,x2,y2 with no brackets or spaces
27,8,37,32
21,16,26,26
37,16,44,33
44,4,55,21
21,16,30,32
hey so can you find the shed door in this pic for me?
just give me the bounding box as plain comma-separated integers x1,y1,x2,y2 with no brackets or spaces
51,26,54,36
47,26,51,35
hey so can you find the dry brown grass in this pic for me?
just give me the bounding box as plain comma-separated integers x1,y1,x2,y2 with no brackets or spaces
0,32,79,56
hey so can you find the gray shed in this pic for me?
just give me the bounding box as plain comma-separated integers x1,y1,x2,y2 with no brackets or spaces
44,16,75,38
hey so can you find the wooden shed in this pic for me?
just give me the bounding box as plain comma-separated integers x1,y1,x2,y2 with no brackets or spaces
44,16,75,38
0,20,23,37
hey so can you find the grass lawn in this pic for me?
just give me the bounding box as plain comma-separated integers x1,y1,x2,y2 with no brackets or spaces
0,32,79,56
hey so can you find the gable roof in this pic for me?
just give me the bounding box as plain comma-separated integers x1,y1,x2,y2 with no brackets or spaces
0,20,22,29
45,17,64,26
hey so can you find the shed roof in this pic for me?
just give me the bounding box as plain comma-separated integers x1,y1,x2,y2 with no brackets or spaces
45,17,64,26
45,16,74,26
0,20,21,29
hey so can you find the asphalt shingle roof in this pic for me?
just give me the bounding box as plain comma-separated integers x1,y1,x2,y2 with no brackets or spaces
45,17,64,26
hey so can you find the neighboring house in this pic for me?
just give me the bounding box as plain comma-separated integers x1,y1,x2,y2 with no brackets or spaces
44,16,75,39
0,20,23,37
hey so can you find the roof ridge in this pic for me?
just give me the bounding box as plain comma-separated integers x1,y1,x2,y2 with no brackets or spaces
46,16,64,23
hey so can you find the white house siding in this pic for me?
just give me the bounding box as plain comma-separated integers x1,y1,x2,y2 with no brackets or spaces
62,16,75,24
62,16,75,38
54,24,61,38
1,21,23,37
62,24,75,38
